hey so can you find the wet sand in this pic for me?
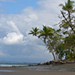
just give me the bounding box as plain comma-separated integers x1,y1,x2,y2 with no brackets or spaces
0,71,75,75
0,63,75,75
0,68,75,75
0,69,75,75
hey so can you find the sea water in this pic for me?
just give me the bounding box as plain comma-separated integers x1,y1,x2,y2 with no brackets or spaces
0,63,37,67
0,63,38,73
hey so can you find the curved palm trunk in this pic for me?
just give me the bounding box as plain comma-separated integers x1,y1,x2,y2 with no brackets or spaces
52,52,56,60
47,37,57,61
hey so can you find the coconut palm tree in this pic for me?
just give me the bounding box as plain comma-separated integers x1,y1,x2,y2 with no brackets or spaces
38,25,61,60
38,25,54,43
28,27,39,36
59,0,75,33
59,0,75,61
59,0,75,11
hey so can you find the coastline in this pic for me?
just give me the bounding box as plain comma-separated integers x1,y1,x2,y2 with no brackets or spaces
0,63,75,75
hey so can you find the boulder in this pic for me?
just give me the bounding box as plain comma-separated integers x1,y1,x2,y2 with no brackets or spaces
37,62,43,65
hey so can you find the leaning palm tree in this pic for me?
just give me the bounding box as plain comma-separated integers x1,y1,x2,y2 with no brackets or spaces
28,25,62,60
38,26,57,60
28,27,39,36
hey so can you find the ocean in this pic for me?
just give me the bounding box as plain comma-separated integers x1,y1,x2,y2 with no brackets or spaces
0,63,37,67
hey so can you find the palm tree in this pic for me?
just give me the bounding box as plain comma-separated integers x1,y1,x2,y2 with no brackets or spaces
38,25,59,60
59,0,75,33
28,27,39,36
59,0,75,11
38,25,54,43
59,0,75,61
46,33,62,60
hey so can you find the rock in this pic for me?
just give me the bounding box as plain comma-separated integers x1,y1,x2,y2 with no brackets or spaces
49,60,66,65
37,62,43,65
50,61,54,64
59,61,66,64
66,60,75,64
33,60,75,66
45,61,50,65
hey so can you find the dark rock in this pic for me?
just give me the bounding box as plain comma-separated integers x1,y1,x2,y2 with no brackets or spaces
37,62,43,65
33,60,75,66
66,60,75,64
44,61,50,65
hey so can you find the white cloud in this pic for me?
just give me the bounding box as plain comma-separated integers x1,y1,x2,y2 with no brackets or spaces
1,21,24,45
3,32,24,45
24,14,38,22
7,21,20,34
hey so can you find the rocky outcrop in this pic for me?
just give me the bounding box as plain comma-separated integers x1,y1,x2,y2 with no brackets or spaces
37,60,75,66
28,60,75,66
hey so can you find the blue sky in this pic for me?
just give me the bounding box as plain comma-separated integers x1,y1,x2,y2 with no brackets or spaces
0,0,69,63
0,0,39,14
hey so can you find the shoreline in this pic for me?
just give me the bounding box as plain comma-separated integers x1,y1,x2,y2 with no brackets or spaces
0,63,75,71
0,63,75,75
0,66,75,75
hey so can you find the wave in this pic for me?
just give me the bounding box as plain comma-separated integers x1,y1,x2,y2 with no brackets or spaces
0,63,30,67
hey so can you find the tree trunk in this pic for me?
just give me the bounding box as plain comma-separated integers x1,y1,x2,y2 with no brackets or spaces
58,53,61,60
52,52,56,60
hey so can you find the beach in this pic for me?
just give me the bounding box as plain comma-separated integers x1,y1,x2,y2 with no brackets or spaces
0,70,75,75
0,63,75,75
0,67,75,75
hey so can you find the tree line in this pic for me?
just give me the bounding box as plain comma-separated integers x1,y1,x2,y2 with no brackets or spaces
28,0,75,61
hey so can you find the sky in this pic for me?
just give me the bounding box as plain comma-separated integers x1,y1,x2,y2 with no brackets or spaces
0,0,71,63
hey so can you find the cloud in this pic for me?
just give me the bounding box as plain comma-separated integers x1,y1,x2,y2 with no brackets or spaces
0,0,68,62
7,21,20,33
3,32,24,45
1,21,24,45
24,14,38,22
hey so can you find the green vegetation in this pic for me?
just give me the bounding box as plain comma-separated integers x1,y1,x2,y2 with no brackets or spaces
28,0,75,61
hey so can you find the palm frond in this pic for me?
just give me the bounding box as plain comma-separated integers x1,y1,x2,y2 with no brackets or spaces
28,27,39,36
